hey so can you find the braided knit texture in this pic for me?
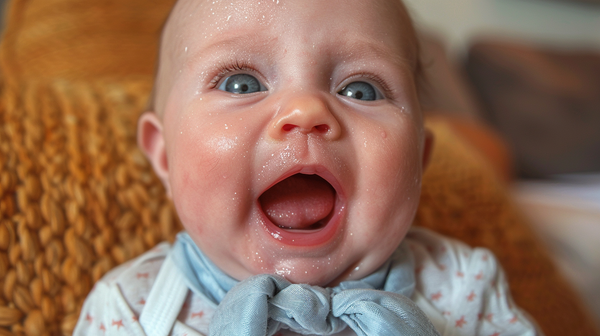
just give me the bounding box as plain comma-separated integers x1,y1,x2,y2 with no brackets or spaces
0,0,598,335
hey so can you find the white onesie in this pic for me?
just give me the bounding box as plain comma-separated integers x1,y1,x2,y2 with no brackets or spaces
74,227,538,336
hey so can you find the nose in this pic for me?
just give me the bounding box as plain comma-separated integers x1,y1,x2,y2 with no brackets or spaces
268,94,342,141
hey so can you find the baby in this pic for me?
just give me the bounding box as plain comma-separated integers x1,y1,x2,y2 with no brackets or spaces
75,0,538,335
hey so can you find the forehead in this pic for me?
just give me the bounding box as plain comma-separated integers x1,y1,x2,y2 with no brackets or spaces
162,0,418,65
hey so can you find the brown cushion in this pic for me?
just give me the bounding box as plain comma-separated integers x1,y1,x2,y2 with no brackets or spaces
465,40,600,177
0,1,598,335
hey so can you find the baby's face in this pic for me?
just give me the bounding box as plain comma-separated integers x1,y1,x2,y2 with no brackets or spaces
139,0,430,286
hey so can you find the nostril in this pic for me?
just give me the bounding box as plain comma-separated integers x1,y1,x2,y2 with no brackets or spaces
282,124,330,133
314,124,329,133
283,124,296,132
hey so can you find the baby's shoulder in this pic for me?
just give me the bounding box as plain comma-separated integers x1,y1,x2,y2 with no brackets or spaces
73,242,173,335
406,227,536,335
98,241,172,286
405,226,501,302
405,227,495,271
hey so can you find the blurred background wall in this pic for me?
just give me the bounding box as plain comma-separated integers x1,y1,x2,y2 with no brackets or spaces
404,0,600,329
404,0,600,56
0,0,5,30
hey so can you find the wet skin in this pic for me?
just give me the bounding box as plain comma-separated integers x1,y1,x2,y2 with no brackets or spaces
138,0,432,286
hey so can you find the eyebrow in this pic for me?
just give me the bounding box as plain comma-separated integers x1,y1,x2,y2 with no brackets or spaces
333,37,417,72
185,32,417,77
184,34,280,69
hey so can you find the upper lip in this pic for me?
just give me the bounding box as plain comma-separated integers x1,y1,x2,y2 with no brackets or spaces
258,164,344,201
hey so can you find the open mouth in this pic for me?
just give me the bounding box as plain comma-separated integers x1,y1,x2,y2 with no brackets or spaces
259,174,335,230
258,172,344,246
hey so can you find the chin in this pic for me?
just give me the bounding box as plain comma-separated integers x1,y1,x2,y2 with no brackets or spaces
282,268,344,287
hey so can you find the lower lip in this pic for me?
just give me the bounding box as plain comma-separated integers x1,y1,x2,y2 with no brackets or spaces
259,199,345,247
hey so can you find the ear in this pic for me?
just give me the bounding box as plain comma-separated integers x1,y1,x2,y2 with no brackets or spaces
137,112,172,197
422,127,434,172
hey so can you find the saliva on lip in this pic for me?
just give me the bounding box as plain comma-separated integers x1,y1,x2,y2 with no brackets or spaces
276,219,327,231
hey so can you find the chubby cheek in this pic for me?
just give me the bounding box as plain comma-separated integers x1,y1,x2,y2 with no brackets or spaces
166,114,252,238
349,116,422,250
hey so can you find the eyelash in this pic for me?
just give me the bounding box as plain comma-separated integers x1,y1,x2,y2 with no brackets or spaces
342,72,394,100
208,60,394,99
209,60,258,89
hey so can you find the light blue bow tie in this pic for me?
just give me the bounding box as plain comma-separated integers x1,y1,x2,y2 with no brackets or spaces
171,232,439,336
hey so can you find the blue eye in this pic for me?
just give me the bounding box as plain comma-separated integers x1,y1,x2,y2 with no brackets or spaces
218,74,266,94
338,81,381,101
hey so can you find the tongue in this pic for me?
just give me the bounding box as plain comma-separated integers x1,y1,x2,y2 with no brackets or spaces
259,174,335,230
